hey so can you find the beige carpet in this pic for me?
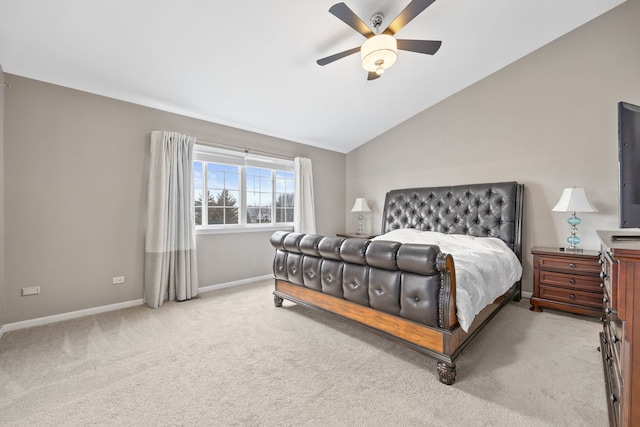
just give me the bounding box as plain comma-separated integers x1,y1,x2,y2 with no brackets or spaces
0,280,606,426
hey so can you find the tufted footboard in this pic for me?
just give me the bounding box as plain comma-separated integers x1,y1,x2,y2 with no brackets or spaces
270,231,456,330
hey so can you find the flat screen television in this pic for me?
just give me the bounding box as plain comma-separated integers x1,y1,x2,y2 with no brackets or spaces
618,101,640,228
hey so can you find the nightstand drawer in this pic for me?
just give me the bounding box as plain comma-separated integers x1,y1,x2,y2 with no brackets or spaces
537,256,602,274
538,271,602,291
538,284,602,308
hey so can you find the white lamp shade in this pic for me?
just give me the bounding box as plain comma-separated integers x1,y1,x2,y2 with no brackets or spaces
552,188,598,213
351,198,371,213
361,34,398,72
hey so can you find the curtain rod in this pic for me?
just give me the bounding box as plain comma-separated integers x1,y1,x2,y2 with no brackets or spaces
196,138,295,161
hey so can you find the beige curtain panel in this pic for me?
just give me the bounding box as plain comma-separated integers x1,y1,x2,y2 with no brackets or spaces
293,157,316,234
144,131,199,308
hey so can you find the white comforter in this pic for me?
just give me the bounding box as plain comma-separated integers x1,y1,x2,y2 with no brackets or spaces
372,229,522,332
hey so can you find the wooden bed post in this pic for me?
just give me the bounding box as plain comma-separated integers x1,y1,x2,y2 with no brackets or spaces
438,253,457,330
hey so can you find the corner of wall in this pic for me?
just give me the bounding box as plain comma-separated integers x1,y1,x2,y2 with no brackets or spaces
0,64,6,331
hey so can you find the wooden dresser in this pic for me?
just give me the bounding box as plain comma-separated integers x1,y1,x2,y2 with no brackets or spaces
530,246,602,317
598,230,640,427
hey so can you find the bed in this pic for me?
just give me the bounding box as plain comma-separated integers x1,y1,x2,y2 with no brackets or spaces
270,181,524,384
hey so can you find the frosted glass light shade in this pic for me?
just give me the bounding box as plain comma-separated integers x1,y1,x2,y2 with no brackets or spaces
351,198,371,213
361,35,397,73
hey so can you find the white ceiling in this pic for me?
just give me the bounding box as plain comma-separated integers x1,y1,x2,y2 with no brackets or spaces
0,0,626,153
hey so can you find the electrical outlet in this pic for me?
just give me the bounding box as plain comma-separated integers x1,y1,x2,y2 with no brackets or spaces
112,276,126,285
22,286,40,296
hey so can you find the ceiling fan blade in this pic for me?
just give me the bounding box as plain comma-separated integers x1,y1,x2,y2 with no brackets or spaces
367,72,380,81
316,47,361,66
396,39,442,55
384,0,436,35
329,3,374,38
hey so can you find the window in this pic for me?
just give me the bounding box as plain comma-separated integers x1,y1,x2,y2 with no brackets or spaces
193,145,295,231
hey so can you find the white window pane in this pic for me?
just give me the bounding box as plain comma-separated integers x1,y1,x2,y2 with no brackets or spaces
226,191,239,206
285,180,294,194
260,177,271,190
226,172,240,190
246,192,260,207
208,170,225,189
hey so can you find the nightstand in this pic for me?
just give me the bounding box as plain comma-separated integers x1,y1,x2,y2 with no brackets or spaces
336,233,378,239
530,246,602,317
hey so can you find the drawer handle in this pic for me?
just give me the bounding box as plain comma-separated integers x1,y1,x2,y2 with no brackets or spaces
600,282,604,288
605,308,618,315
570,294,576,300
603,296,609,303
600,271,607,279
612,335,620,343
610,394,618,403
569,263,576,268
569,278,576,284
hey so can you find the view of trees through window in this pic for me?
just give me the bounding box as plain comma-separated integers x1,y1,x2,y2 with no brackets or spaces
195,189,239,225
194,159,294,228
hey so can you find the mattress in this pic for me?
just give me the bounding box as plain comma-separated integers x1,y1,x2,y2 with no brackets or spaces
372,229,522,332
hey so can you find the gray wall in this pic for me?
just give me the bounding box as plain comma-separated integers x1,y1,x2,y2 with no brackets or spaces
0,65,5,330
346,0,640,294
3,76,345,323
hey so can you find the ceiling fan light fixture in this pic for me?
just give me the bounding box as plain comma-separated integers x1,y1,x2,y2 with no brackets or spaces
361,34,397,74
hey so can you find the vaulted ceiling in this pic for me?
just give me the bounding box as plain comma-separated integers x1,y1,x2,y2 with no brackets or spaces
0,0,626,153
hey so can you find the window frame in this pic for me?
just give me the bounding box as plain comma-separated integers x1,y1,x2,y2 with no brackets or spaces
193,144,295,234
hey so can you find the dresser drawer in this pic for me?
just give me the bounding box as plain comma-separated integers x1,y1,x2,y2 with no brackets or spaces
537,256,602,274
600,331,621,427
538,284,602,309
603,319,621,371
538,270,603,291
603,288,622,358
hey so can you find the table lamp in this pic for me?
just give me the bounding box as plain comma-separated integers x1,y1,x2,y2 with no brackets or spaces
552,187,597,252
351,198,371,235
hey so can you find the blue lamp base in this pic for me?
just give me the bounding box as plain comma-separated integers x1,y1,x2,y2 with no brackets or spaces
565,212,583,252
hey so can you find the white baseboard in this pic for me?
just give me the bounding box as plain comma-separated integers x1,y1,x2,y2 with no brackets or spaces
0,275,274,338
199,274,273,293
521,291,533,299
1,299,145,335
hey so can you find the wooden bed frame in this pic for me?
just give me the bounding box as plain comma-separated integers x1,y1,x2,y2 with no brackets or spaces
271,181,524,384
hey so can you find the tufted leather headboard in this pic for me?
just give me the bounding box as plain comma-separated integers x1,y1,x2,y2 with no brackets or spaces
381,181,524,260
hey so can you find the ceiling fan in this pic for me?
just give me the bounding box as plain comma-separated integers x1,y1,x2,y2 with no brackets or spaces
317,0,442,81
